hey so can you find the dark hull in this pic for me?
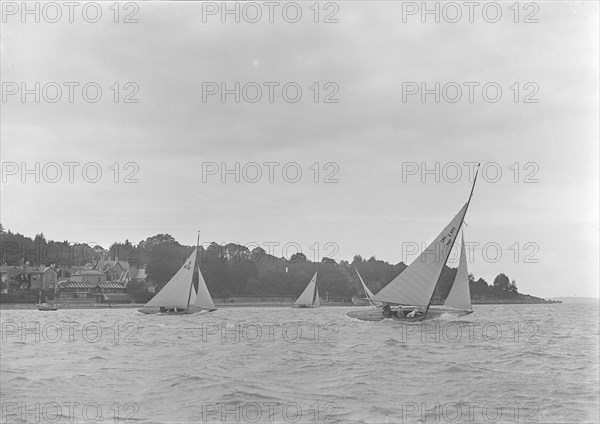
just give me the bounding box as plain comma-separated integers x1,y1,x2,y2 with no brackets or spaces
37,304,58,311
138,307,217,315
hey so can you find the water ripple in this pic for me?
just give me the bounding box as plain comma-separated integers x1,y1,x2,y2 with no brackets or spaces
1,304,598,423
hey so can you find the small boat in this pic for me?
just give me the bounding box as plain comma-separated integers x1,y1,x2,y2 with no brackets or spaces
347,164,479,322
138,233,217,315
293,272,320,308
36,292,58,311
37,303,58,311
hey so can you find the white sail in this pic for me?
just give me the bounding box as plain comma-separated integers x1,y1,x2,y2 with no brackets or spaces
370,202,469,307
314,286,320,307
294,272,318,307
443,235,472,311
193,265,216,310
143,248,197,309
355,267,375,299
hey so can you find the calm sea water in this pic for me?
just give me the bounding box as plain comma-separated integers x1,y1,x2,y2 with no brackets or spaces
1,304,598,424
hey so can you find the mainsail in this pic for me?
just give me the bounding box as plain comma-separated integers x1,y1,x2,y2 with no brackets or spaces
143,248,197,309
370,202,469,307
443,235,472,311
193,265,216,310
294,272,319,307
355,267,375,299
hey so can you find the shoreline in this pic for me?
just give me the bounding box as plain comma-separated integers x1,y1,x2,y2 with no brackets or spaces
0,301,563,310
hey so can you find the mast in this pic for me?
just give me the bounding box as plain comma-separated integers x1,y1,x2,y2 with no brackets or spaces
424,163,480,315
185,231,200,312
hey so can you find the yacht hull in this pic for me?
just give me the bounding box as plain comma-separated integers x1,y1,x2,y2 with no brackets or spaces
138,307,217,315
347,308,473,322
37,305,58,311
37,303,58,311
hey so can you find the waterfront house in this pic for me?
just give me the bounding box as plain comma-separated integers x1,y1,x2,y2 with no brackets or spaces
1,263,59,291
96,259,131,282
118,266,147,285
27,265,59,291
0,265,21,283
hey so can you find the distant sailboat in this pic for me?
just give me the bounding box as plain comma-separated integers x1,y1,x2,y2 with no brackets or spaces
294,272,320,308
347,164,479,321
138,234,217,314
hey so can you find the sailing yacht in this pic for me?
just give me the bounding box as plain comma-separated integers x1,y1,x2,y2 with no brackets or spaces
138,238,217,314
347,164,479,322
293,272,320,308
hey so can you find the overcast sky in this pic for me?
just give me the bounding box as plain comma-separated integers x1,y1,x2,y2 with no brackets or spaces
1,1,598,298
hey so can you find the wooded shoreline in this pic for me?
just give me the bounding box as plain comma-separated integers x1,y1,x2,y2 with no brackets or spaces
0,299,563,310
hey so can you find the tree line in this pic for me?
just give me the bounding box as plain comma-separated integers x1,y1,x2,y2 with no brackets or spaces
0,224,527,301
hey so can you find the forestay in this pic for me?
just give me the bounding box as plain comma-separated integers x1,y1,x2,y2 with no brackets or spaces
355,267,375,299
